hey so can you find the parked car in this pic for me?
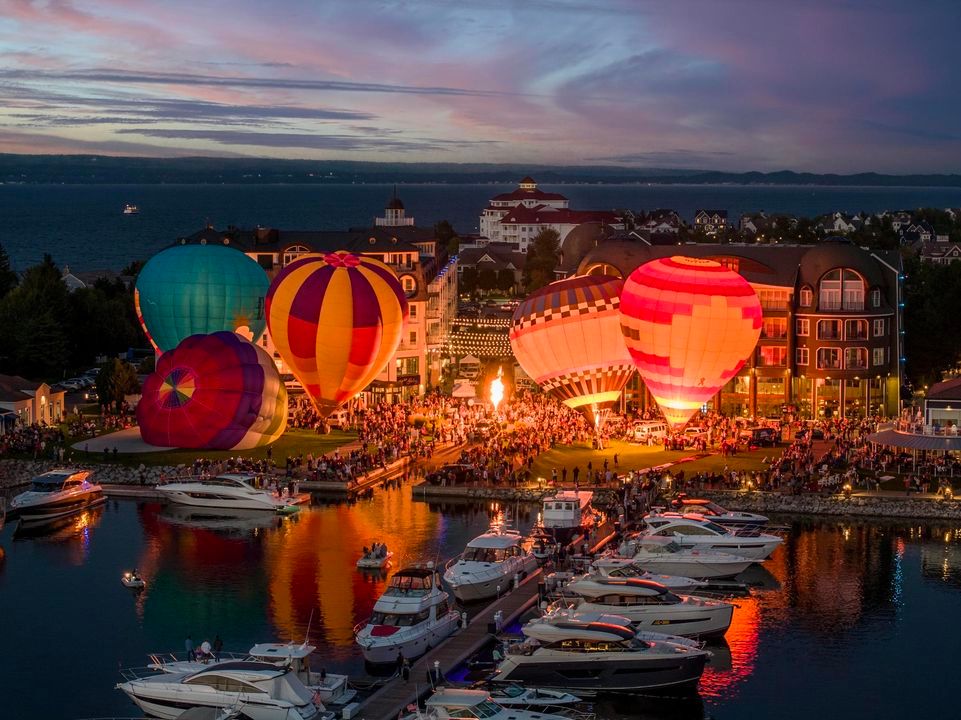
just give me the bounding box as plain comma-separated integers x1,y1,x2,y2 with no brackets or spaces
739,427,779,446
629,421,669,443
683,427,709,444
327,408,352,430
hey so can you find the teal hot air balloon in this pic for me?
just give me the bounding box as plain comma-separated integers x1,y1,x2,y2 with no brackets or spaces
135,243,269,352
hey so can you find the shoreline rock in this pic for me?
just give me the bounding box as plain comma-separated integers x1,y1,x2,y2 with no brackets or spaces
696,489,961,521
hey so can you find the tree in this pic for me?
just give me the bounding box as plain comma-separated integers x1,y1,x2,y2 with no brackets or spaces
523,228,560,291
460,267,479,295
96,358,141,412
478,268,498,292
497,268,516,293
433,220,459,255
0,242,18,299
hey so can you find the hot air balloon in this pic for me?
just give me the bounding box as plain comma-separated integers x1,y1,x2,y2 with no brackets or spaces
135,243,269,352
137,331,287,449
265,251,408,419
619,256,763,428
510,275,635,427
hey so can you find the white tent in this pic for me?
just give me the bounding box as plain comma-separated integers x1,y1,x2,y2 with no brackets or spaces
451,381,477,398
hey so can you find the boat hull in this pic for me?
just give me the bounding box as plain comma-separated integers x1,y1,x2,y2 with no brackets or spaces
632,558,753,580
357,617,460,665
157,488,280,511
121,688,316,720
13,490,104,522
573,600,734,638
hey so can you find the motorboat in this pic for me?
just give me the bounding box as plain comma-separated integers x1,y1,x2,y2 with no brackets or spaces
403,688,569,720
491,616,709,694
356,543,392,569
444,527,538,602
9,469,104,522
117,661,328,720
355,565,460,665
122,570,146,589
641,512,783,561
484,684,581,708
552,576,733,638
528,526,558,562
157,475,289,511
669,495,769,528
541,490,594,542
590,556,706,593
123,203,139,214
619,536,755,579
148,642,355,706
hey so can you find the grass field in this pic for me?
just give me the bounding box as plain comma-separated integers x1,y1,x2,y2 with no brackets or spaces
71,428,358,467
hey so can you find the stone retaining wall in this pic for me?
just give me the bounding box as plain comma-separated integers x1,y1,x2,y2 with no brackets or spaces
0,459,178,489
697,489,961,521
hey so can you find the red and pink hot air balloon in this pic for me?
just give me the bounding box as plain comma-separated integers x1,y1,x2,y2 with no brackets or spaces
619,256,763,428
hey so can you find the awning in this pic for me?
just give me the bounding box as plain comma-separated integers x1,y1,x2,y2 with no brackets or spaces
867,428,961,451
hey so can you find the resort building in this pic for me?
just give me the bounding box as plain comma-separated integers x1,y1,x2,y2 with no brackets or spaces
577,237,902,419
478,176,623,251
183,195,458,402
0,375,66,425
693,209,728,235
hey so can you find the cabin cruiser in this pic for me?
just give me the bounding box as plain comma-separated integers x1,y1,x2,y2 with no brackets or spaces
444,527,538,602
669,495,769,528
404,688,569,720
148,643,355,706
157,475,288,511
552,576,733,638
641,512,783,561
355,565,460,664
618,536,755,579
491,615,708,694
9,469,103,522
117,661,328,720
541,490,594,542
590,556,705,593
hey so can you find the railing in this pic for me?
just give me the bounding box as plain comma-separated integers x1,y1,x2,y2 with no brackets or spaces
892,420,961,437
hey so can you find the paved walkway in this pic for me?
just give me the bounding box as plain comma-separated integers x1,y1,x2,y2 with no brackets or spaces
71,427,174,454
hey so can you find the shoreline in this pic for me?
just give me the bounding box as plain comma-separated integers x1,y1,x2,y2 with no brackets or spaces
697,489,961,521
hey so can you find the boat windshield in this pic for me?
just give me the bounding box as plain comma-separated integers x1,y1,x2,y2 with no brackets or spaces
605,564,645,578
384,574,432,596
463,547,506,563
702,520,729,534
30,477,69,492
370,609,430,626
444,700,504,719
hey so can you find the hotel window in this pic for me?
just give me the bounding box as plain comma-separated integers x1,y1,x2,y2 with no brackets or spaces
758,346,787,367
799,287,813,307
409,304,418,319
845,347,868,370
817,319,842,340
402,276,416,296
796,318,810,336
844,319,868,340
796,347,809,366
282,245,310,266
762,318,787,339
873,347,887,366
873,318,885,337
409,330,417,345
870,288,882,307
757,289,789,310
820,268,864,310
817,347,841,369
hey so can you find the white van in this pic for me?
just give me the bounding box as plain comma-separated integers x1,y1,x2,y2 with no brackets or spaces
327,408,352,430
629,421,669,443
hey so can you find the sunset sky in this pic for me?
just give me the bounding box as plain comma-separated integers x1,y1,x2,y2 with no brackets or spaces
1,0,959,172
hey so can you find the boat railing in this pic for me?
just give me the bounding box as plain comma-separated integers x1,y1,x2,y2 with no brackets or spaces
119,665,167,682
354,610,458,644
146,650,249,669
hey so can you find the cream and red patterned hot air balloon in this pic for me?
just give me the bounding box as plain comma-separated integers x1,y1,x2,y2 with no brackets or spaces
265,251,408,419
619,256,763,428
510,275,635,426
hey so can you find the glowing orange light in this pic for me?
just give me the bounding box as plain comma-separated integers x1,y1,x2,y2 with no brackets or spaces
490,366,504,411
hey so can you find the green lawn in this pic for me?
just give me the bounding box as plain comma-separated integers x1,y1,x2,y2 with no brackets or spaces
529,439,773,481
70,428,358,467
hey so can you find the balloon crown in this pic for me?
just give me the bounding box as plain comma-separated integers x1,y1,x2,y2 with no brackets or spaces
323,252,361,267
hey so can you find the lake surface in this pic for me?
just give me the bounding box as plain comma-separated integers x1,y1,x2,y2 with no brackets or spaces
3,183,961,272
1,480,959,720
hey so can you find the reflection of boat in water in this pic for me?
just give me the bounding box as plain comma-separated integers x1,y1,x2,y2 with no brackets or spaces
14,504,104,540
158,504,284,533
736,562,781,591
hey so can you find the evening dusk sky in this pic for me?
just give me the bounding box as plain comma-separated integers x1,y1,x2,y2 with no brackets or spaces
1,0,959,173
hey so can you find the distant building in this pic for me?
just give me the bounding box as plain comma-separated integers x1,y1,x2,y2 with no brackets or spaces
0,375,66,425
478,176,623,251
693,209,728,235
375,189,415,227
578,237,902,419
457,243,528,291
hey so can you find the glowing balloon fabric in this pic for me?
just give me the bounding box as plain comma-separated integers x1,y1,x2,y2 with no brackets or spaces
510,275,635,416
265,251,408,418
619,256,763,427
135,244,269,352
138,331,287,449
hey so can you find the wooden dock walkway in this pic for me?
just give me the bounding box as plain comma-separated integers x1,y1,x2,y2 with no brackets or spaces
357,568,544,720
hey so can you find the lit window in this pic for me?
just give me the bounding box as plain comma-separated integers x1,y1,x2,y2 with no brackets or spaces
819,269,864,310
758,346,787,367
817,347,841,369
409,331,417,345
817,319,842,340
282,245,310,266
844,319,868,340
873,319,885,337
873,347,887,366
799,287,813,307
845,347,868,370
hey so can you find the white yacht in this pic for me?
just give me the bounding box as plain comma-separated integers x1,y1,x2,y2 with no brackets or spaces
590,556,705,593
355,565,460,664
123,203,139,214
541,490,594,542
9,469,104,522
641,512,783,561
553,576,733,638
444,527,538,603
486,684,580,709
148,643,355,706
157,475,287,511
491,616,709,694
404,688,569,720
619,536,755,579
117,661,327,720
669,495,769,528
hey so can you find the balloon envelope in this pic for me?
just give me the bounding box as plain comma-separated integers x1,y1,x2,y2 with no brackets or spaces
619,256,763,427
135,244,269,352
510,275,634,420
265,251,408,418
138,331,287,449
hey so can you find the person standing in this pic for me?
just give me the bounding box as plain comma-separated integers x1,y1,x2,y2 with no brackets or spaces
185,635,194,660
213,634,223,659
395,651,405,677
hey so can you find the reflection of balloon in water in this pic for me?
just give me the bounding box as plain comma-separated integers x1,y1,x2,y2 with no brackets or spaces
619,256,763,428
137,331,287,449
135,243,270,352
510,275,635,426
265,252,408,418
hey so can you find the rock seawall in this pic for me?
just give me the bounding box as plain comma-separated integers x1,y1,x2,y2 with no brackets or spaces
698,490,961,521
0,460,176,489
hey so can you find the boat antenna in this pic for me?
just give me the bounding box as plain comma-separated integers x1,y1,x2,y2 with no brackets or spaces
302,608,314,648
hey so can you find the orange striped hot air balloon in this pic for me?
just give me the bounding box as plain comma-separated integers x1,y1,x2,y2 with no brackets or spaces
619,256,763,428
265,252,408,418
510,275,635,427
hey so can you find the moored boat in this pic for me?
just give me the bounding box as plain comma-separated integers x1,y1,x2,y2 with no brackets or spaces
157,474,287,511
9,469,104,522
444,527,538,602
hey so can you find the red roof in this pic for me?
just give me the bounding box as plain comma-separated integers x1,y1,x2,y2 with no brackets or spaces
491,188,569,202
499,204,620,225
